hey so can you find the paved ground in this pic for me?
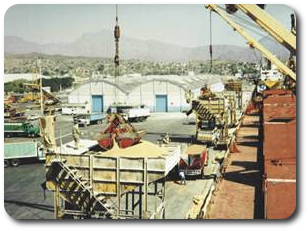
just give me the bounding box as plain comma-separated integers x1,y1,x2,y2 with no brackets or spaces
5,112,215,219
6,112,259,219
206,114,263,219
4,112,196,145
165,176,214,219
4,163,54,219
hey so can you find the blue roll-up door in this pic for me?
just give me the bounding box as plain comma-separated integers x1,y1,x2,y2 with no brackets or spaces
92,95,103,112
155,95,168,112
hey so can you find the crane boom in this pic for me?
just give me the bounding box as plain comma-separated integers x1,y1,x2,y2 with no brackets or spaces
237,4,296,53
22,83,61,104
205,4,296,82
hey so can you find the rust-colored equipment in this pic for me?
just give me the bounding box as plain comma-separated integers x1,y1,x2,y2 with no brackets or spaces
245,100,257,115
224,79,242,92
96,113,146,150
262,89,296,219
179,145,208,177
4,102,26,120
229,140,240,153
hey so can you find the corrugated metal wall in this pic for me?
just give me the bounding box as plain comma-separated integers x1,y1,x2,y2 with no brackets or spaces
68,81,127,112
69,80,191,112
127,81,190,112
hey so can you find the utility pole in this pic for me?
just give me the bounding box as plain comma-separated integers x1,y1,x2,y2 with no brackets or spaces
37,59,44,115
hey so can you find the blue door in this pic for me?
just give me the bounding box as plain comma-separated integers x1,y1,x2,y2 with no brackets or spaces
92,95,103,112
156,95,168,112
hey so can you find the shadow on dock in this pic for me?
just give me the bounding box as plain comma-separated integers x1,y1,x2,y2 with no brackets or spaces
4,200,54,213
146,132,199,144
240,123,259,128
236,140,260,148
223,161,261,188
213,113,264,219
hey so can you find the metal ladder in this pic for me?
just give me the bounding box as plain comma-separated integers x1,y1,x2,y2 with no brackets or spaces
193,101,220,123
49,158,114,218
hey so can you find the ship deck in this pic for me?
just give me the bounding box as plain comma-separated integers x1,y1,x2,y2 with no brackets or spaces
206,113,263,219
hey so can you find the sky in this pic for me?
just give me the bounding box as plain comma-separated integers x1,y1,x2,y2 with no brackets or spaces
4,4,295,47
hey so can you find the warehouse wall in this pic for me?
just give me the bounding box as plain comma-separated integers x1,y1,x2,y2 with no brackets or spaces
210,82,225,93
68,81,127,112
190,81,225,101
68,79,193,113
127,80,190,112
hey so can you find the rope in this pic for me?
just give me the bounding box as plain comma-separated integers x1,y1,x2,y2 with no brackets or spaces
216,4,267,38
116,4,118,25
114,4,120,103
253,48,261,63
209,10,213,73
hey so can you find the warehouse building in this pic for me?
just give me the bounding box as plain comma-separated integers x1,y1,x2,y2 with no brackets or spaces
67,78,128,113
67,74,228,113
4,73,50,83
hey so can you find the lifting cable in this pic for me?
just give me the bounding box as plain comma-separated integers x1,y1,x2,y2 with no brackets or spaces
209,10,213,72
114,4,120,68
217,5,281,47
253,48,261,65
231,16,267,38
217,5,262,31
214,5,271,65
114,4,120,103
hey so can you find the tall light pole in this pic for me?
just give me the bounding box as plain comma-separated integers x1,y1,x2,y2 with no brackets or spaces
37,59,44,115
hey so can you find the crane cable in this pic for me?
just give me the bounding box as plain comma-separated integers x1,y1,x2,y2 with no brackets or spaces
214,5,271,65
114,4,120,68
216,5,278,45
114,4,120,103
209,10,213,72
217,5,263,31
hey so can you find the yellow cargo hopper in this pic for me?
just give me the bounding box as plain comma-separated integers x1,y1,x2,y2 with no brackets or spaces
41,116,181,219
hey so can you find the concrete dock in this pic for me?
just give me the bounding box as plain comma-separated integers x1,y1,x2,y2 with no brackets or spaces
206,114,263,219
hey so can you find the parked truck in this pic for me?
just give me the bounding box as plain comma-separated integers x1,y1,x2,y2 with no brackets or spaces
74,112,105,126
107,105,150,122
4,141,45,167
4,121,40,138
62,103,91,115
179,145,208,177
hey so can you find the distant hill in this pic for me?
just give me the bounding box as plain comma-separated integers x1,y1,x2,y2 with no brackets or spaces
258,36,290,61
4,51,110,61
6,29,288,62
5,36,43,54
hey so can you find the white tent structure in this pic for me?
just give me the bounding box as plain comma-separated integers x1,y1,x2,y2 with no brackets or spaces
67,74,228,113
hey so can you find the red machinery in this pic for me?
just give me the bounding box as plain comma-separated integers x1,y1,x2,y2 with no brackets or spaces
179,145,208,177
97,113,146,150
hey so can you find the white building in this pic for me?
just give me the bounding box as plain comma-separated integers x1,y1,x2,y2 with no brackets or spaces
260,64,283,81
67,74,229,113
4,73,50,83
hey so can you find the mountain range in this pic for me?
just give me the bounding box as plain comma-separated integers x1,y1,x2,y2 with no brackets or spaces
4,29,289,62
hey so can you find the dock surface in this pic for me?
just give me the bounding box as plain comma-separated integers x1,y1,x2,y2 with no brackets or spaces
207,114,263,219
